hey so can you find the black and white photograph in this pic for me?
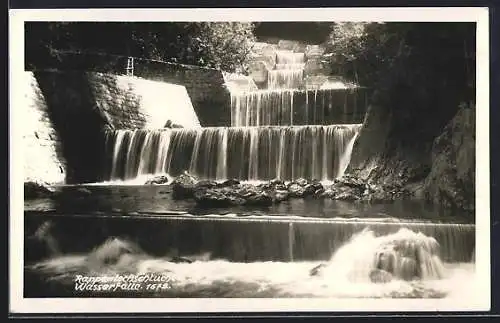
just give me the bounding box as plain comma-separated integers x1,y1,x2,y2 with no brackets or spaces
9,7,490,313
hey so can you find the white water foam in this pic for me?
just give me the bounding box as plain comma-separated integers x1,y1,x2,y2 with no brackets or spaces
27,228,475,298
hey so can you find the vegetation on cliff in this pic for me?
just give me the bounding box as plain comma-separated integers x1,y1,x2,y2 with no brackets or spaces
25,22,257,73
324,22,476,212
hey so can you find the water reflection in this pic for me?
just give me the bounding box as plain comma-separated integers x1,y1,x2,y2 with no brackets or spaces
24,185,473,224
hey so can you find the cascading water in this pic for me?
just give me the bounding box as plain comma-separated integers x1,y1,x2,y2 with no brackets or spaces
267,50,305,89
230,88,365,127
100,45,365,183
25,212,476,298
230,49,365,127
104,124,361,181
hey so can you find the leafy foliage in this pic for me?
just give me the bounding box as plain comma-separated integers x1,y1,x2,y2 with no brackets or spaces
324,22,476,145
324,22,475,104
25,22,257,73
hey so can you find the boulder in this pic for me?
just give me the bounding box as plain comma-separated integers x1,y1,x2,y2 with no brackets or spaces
270,178,285,186
216,179,240,188
193,188,245,207
258,179,287,191
164,120,183,129
293,178,309,187
304,181,323,196
195,180,218,189
171,173,199,199
145,175,169,185
243,191,273,206
288,183,306,198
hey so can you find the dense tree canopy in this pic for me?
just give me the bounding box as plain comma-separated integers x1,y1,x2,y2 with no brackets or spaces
323,22,475,104
323,22,476,149
25,22,257,73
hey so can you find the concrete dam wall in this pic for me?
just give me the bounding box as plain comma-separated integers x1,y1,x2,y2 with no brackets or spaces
23,70,201,184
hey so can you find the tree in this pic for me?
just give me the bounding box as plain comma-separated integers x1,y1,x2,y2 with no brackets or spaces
25,22,257,73
323,22,475,104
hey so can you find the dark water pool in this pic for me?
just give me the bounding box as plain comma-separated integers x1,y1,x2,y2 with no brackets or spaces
24,184,474,224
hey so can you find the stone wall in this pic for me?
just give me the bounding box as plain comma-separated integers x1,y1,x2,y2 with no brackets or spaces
90,73,200,129
27,51,231,127
33,71,113,183
248,41,335,90
23,72,66,184
29,70,202,183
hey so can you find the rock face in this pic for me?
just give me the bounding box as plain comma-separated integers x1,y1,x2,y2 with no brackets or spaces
349,100,475,214
423,107,475,212
320,175,410,202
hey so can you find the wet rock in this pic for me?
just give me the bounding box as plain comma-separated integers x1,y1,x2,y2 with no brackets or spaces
171,173,199,199
258,179,287,191
195,180,218,189
369,269,393,283
193,188,245,207
145,175,170,185
24,181,56,199
304,181,323,196
320,189,336,199
293,178,309,187
193,184,274,207
164,120,183,128
336,192,360,201
335,174,366,190
314,188,325,196
217,179,240,187
288,183,306,198
273,190,290,203
243,191,273,206
270,178,285,186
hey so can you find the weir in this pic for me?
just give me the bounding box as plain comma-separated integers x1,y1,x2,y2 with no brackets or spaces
25,212,475,264
230,88,366,127
104,125,361,181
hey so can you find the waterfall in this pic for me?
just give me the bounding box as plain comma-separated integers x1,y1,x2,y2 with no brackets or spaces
268,69,304,89
104,124,361,181
102,45,367,183
229,88,366,127
267,50,305,90
29,211,474,264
